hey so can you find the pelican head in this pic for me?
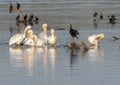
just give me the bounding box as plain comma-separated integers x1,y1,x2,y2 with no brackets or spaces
51,28,55,36
42,23,48,33
96,33,104,41
27,30,33,38
24,25,31,33
88,33,104,46
32,35,37,41
32,34,37,44
28,30,33,35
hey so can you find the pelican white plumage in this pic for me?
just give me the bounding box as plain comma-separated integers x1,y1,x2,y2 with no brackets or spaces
9,25,31,47
80,33,104,51
24,33,45,47
39,23,48,44
32,35,45,47
88,33,104,46
23,30,35,46
48,28,57,46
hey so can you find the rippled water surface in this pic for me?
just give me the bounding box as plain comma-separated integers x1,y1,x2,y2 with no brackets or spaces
0,0,120,85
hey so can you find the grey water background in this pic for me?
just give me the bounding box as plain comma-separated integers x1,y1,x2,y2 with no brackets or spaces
0,0,120,85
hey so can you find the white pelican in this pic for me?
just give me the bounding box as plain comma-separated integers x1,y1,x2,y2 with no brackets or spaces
88,33,104,46
80,34,104,51
48,28,57,46
9,25,31,47
23,30,35,46
39,23,48,44
32,35,45,47
24,33,45,47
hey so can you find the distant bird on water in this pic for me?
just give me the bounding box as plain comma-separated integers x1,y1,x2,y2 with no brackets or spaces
9,2,22,13
68,24,79,39
16,3,20,9
9,3,39,23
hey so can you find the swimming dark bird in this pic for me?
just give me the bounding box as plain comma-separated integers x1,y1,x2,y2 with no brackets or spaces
9,3,39,23
108,15,117,24
112,36,119,41
93,11,98,17
68,24,79,39
9,3,13,13
24,14,28,21
100,12,103,20
30,14,33,19
16,3,20,9
35,16,39,21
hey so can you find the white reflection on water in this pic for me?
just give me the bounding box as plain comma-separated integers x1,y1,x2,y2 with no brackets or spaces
9,47,36,76
9,46,57,76
38,46,49,76
88,46,104,62
9,47,23,67
81,46,104,62
23,47,36,76
48,46,57,74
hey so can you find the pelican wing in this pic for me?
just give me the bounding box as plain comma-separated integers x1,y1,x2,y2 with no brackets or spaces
48,36,57,45
36,38,45,47
9,33,23,45
88,34,97,45
39,32,47,43
24,38,34,46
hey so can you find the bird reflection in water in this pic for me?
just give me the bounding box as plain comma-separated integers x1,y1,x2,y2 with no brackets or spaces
9,47,23,68
23,47,36,76
35,46,48,76
65,38,80,67
80,41,104,62
66,38,80,56
9,47,36,76
48,46,57,75
88,46,104,62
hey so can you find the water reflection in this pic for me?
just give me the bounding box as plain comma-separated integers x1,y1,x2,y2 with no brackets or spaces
48,46,57,74
9,47,36,76
81,46,104,62
93,20,98,29
9,43,104,76
88,46,104,62
9,45,57,76
23,47,36,76
9,47,23,67
37,46,49,76
66,40,80,66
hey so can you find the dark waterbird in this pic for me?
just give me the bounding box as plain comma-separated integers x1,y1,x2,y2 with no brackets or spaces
9,3,13,13
68,24,79,39
16,3,20,9
9,2,39,23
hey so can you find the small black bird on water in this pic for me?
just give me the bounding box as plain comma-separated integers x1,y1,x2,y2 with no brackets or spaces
68,24,79,39
16,3,20,9
9,3,13,13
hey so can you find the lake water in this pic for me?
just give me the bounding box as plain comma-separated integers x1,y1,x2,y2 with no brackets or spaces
0,0,120,85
